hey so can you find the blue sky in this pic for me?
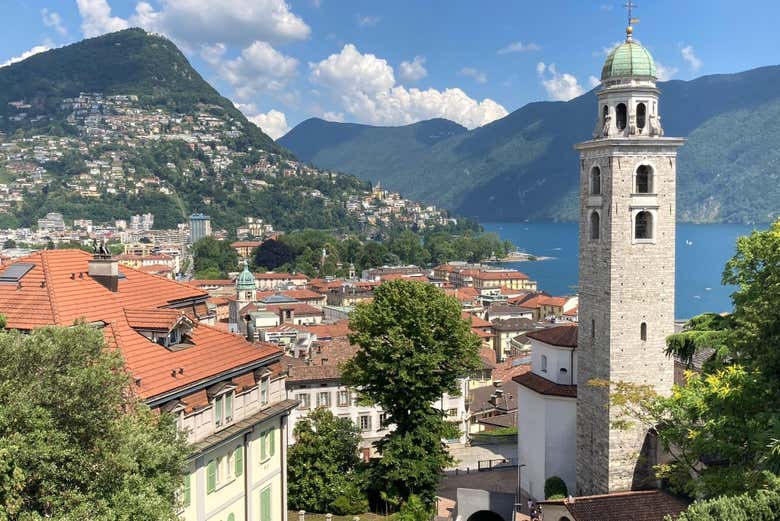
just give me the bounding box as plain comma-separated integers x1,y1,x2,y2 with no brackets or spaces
4,0,780,138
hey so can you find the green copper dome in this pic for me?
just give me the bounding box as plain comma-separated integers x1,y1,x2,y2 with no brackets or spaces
601,41,656,80
236,261,256,291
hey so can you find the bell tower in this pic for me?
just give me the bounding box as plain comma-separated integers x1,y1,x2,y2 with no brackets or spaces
575,13,685,495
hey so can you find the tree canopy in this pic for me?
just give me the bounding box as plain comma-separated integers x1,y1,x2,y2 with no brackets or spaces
192,236,238,278
343,280,480,505
287,408,366,515
0,323,188,520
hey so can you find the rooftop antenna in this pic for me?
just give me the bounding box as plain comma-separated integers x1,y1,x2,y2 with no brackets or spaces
625,1,640,42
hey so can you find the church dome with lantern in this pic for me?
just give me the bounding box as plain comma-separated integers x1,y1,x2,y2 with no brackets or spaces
601,31,657,81
235,261,256,291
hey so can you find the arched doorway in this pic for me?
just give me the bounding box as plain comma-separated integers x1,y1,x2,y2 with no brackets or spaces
467,511,505,521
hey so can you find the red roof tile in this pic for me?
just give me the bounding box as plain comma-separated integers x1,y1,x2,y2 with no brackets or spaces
540,490,690,521
0,250,281,400
255,272,308,280
513,372,576,398
526,324,578,348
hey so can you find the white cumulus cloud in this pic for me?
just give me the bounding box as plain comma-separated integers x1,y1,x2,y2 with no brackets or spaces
309,44,507,129
130,0,310,47
76,0,129,37
248,109,290,139
655,62,679,81
41,8,67,36
399,56,427,82
1,45,51,68
458,67,487,84
537,62,584,101
356,15,380,27
681,45,702,72
212,41,298,100
589,75,601,88
497,41,541,54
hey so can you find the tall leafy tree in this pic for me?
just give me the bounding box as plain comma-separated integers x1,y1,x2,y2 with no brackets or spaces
343,280,480,505
287,408,366,514
254,238,295,270
0,323,188,519
192,236,238,278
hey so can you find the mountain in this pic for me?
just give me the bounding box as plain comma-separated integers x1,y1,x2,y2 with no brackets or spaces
280,66,780,224
0,28,279,153
0,29,390,233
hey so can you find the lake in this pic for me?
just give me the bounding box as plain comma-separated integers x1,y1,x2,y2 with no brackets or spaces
482,222,763,320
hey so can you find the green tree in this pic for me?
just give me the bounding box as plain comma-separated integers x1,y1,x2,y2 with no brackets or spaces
388,231,430,266
604,220,780,500
0,323,188,519
343,280,480,505
670,481,780,521
193,236,238,278
544,476,568,500
287,408,366,514
254,239,295,270
2,239,15,249
396,494,432,521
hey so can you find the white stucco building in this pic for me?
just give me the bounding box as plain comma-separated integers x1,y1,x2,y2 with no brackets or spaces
515,325,578,500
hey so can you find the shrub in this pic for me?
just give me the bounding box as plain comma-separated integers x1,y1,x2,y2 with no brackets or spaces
544,476,568,499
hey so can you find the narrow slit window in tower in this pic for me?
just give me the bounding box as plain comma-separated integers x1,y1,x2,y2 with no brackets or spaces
635,211,653,240
541,355,548,372
616,103,627,130
590,166,601,195
637,103,647,129
602,105,609,130
636,165,652,193
640,322,647,341
590,211,600,241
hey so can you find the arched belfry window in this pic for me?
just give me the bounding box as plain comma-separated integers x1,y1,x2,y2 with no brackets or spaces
590,211,600,241
635,211,653,240
640,322,648,341
590,166,601,195
637,103,647,130
616,103,627,130
602,105,609,130
636,165,653,193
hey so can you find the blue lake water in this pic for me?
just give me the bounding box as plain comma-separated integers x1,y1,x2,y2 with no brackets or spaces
482,222,763,319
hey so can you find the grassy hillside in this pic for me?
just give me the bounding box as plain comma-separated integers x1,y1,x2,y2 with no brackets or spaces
281,65,780,224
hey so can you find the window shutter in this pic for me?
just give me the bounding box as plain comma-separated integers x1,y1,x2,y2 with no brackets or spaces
183,473,191,506
260,486,272,521
225,393,233,421
260,431,267,461
214,396,222,426
269,428,275,457
234,446,243,476
206,461,216,493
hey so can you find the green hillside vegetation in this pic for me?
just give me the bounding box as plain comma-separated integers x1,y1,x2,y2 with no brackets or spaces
0,28,279,153
280,65,780,224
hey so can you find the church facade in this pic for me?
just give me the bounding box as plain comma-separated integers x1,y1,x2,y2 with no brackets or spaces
575,23,685,495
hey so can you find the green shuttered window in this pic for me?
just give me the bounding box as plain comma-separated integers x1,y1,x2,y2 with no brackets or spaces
260,486,272,521
206,460,216,494
234,446,243,477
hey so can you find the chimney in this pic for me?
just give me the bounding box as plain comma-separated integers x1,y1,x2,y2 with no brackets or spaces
88,252,120,292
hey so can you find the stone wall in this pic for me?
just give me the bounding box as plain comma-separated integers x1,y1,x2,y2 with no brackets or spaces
575,138,683,495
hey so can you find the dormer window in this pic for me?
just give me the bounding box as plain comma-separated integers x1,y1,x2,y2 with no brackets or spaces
208,381,238,429
125,308,195,350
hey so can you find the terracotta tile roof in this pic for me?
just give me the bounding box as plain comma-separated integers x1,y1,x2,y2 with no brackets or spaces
492,357,531,382
265,302,323,316
469,385,517,413
513,372,576,398
0,250,281,401
137,264,174,274
462,312,493,328
187,279,234,287
255,272,308,280
564,306,578,316
124,308,187,331
284,337,360,383
445,287,479,303
255,289,324,301
526,324,578,348
472,270,529,281
207,297,229,306
491,317,537,332
472,328,493,339
295,320,350,339
540,489,690,521
479,347,497,365
230,241,262,248
513,293,568,309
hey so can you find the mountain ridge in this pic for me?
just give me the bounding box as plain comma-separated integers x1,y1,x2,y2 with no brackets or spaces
280,64,780,224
